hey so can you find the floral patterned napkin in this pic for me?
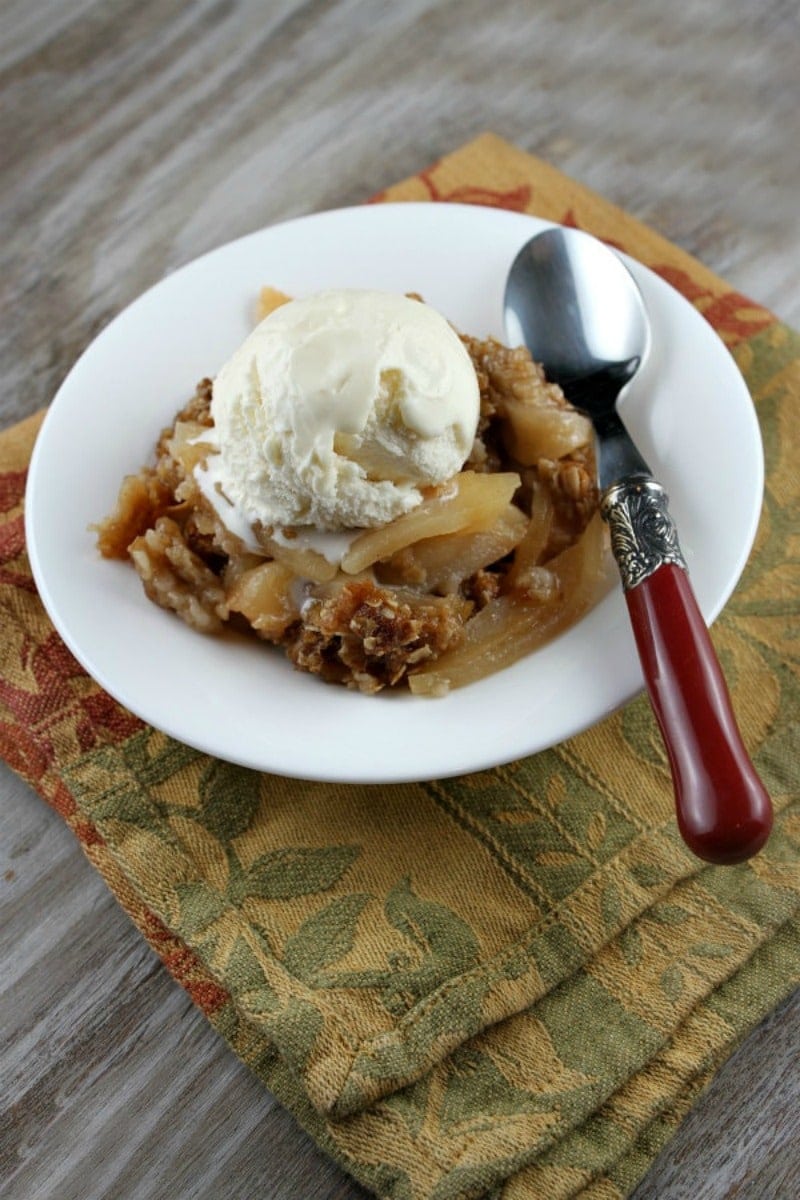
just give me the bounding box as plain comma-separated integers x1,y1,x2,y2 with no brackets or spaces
2,134,798,1199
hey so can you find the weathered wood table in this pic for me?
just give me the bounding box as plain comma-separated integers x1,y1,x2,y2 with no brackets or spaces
2,2,798,1197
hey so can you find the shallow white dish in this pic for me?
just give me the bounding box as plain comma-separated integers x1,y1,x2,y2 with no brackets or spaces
26,203,763,783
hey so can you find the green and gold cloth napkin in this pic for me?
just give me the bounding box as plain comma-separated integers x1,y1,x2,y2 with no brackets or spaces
2,134,799,1199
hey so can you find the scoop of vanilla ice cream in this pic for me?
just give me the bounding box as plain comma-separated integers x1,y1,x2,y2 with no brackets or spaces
208,289,480,531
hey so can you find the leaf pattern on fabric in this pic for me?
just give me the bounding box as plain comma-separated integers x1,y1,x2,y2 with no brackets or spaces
283,894,371,983
242,845,361,901
195,759,262,841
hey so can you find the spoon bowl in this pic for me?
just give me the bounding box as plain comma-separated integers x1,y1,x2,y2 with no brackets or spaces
506,227,653,485
505,227,650,386
504,226,773,865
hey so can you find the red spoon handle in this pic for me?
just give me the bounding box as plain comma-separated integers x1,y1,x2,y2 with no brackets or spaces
625,562,772,863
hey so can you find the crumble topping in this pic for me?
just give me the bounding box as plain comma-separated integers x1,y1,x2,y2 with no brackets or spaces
95,321,602,694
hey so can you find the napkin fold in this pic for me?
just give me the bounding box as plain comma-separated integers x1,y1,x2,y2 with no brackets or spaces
3,134,799,1200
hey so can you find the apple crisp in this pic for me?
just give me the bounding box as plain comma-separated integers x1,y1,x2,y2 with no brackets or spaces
95,307,603,695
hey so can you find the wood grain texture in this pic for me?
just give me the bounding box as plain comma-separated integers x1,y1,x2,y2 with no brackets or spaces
1,1,798,1197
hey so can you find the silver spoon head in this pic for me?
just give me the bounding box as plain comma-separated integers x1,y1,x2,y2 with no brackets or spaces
504,226,650,387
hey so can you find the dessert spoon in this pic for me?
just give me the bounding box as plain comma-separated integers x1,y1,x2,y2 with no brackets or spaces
504,226,772,864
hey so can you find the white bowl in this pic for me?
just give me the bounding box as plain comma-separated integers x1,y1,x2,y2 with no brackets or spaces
25,203,763,783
